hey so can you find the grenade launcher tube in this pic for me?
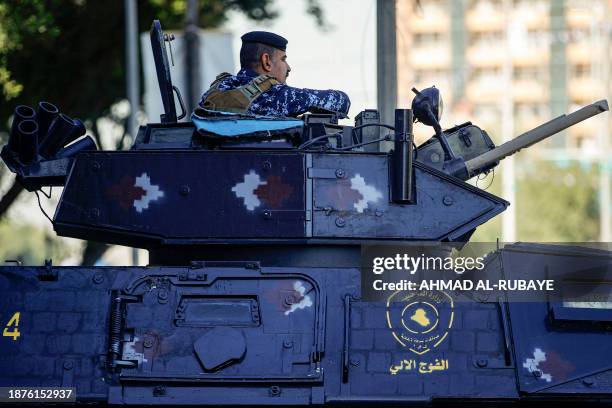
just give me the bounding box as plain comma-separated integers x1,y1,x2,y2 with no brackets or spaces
391,109,415,204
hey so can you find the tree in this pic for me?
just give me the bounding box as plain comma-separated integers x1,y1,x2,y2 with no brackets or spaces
0,0,324,265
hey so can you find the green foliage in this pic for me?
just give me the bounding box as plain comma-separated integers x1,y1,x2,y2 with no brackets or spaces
0,0,280,129
471,157,600,242
515,160,599,241
0,219,73,265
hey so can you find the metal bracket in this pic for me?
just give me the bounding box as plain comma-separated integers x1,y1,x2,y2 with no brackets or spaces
472,355,513,369
307,168,345,179
342,294,352,383
38,259,58,281
260,210,307,220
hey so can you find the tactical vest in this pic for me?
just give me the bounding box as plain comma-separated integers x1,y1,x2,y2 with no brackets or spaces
201,72,280,114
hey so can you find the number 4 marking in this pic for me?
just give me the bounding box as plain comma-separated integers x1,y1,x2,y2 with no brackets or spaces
3,312,20,341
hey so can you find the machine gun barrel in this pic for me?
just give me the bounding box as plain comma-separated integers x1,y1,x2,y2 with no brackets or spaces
464,99,609,177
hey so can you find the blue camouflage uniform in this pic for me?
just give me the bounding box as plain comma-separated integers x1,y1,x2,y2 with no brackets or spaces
199,68,351,118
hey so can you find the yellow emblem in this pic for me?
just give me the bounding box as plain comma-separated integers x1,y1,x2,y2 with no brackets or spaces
386,290,453,355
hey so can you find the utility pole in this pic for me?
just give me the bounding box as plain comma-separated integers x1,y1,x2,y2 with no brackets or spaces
185,0,201,115
377,0,397,129
501,0,516,242
125,0,140,266
597,1,610,241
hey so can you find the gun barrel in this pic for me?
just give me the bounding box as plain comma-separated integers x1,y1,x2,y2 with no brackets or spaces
465,99,609,176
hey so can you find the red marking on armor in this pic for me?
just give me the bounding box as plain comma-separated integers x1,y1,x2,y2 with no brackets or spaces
107,176,146,209
255,175,293,208
323,179,363,211
538,351,575,381
262,280,303,313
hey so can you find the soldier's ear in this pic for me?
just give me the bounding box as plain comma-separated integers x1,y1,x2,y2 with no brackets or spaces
261,52,273,72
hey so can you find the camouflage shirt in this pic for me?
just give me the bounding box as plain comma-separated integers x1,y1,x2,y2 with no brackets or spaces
199,68,351,118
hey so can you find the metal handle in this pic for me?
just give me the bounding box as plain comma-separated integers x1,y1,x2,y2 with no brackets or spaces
173,86,187,120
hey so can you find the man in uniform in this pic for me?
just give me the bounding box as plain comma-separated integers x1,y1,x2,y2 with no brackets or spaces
199,31,350,118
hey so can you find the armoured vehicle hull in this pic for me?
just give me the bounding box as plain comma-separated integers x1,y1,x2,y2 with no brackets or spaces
1,244,611,405
0,20,610,406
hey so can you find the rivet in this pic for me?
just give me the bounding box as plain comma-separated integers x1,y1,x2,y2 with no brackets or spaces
431,152,441,163
263,160,272,170
63,361,73,370
476,358,488,368
335,217,346,227
269,385,281,396
443,196,453,206
93,272,104,284
91,161,101,172
284,294,297,306
144,338,154,348
283,340,293,348
153,385,166,396
335,169,346,178
179,185,190,196
375,209,383,217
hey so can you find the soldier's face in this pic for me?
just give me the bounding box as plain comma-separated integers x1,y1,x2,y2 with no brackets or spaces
265,50,291,84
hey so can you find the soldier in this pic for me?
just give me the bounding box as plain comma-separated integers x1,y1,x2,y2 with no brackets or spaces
199,31,351,118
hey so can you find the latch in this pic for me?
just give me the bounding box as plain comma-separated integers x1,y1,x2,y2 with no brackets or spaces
459,127,472,147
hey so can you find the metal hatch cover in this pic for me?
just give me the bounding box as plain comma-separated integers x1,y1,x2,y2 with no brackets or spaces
115,267,323,382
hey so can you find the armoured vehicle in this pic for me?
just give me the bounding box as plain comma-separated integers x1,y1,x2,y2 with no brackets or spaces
0,21,610,405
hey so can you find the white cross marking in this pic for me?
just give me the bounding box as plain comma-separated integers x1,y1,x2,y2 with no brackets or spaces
232,170,267,211
522,347,553,382
350,174,383,213
133,172,165,213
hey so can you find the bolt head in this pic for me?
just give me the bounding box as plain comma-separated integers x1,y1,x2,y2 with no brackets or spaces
284,294,297,306
89,208,100,219
179,185,190,196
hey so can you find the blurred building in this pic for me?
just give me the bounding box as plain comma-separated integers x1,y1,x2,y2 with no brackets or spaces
396,0,610,149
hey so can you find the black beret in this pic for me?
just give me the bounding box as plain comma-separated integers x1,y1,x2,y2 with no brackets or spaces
241,31,287,51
